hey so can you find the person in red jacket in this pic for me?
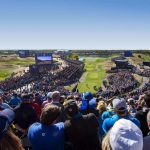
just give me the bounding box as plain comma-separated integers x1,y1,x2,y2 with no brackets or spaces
29,93,41,119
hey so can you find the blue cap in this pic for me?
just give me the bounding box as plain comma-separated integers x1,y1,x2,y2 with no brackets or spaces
83,92,93,100
89,98,97,108
80,99,88,110
0,109,15,140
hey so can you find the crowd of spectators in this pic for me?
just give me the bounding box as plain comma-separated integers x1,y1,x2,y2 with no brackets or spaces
111,56,125,62
107,71,137,93
60,56,83,65
98,71,138,98
142,69,150,77
0,57,84,93
0,89,150,150
30,58,84,94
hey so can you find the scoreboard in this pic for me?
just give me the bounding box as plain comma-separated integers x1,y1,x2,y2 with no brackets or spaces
35,53,53,65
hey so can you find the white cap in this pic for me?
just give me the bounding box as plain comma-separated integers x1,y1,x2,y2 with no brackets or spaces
110,119,143,150
47,92,52,98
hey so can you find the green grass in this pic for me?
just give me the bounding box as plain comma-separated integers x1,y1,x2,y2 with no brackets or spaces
65,57,109,93
141,54,150,61
0,70,11,80
76,57,108,93
86,72,98,79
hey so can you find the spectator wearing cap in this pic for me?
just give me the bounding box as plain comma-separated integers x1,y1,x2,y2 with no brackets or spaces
0,93,12,110
80,92,99,117
28,104,64,150
102,98,140,133
13,93,38,140
127,98,136,114
41,92,53,109
135,92,150,137
64,100,100,150
102,119,143,150
80,92,93,111
143,111,150,150
9,92,21,108
14,93,37,129
0,109,24,150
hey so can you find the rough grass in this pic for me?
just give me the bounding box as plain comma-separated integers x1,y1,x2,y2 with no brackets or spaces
128,53,150,65
0,70,11,80
141,54,150,61
0,56,35,81
5,57,35,66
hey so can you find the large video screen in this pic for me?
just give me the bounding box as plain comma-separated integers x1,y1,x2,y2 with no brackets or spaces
35,53,53,65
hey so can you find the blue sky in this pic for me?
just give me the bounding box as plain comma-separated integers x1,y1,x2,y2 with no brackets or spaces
0,0,150,49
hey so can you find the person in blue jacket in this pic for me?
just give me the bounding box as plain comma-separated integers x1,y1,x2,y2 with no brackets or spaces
9,92,21,108
28,104,64,150
102,98,140,133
